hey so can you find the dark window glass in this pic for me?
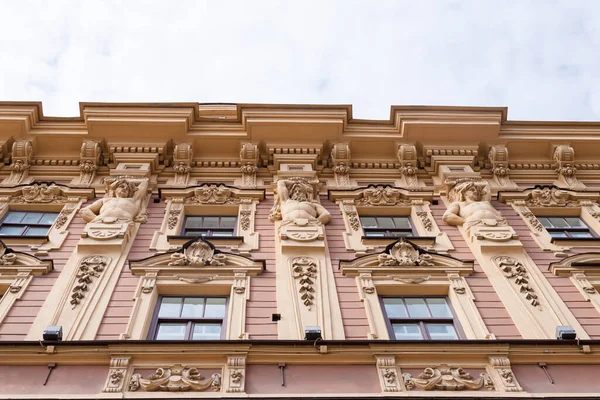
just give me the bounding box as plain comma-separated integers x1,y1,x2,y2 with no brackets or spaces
0,211,58,237
360,216,415,237
182,216,236,237
537,217,595,239
151,296,227,340
382,297,459,340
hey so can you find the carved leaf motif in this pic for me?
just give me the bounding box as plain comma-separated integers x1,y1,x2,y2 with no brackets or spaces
527,187,578,207
71,256,110,308
403,366,494,391
378,239,434,267
240,210,251,231
11,183,66,204
416,211,433,231
129,364,221,392
493,256,539,307
355,186,410,206
186,185,239,205
292,257,318,309
345,210,360,231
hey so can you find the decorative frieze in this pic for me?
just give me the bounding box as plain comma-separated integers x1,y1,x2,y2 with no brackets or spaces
185,184,240,205
129,364,221,392
403,365,494,391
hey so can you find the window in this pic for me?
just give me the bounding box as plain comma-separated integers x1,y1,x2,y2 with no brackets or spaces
150,296,227,340
0,211,59,237
182,216,237,237
360,216,415,237
381,297,459,340
537,217,595,239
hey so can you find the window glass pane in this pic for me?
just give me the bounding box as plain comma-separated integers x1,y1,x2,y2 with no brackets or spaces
3,211,26,223
22,212,43,224
0,226,25,235
185,217,204,228
392,324,423,340
549,217,568,228
211,230,234,237
204,297,227,318
158,297,182,317
192,323,222,340
203,217,219,228
156,323,187,340
426,323,458,340
24,227,49,236
382,298,408,318
39,213,59,225
426,298,452,318
538,217,553,228
376,217,395,229
570,231,593,238
550,232,568,238
220,217,237,229
181,298,204,318
405,298,430,317
390,231,412,237
185,230,208,236
565,217,586,228
360,217,377,228
364,231,385,237
393,217,411,229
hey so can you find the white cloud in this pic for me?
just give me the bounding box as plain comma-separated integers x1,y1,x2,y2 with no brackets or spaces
1,0,599,121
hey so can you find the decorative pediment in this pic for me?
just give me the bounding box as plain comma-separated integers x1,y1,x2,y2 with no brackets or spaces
328,185,433,206
498,185,599,208
0,182,94,204
129,237,264,276
550,253,600,276
159,184,264,203
0,240,53,275
340,238,473,276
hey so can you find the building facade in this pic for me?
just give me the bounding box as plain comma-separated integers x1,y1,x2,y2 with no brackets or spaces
0,102,599,398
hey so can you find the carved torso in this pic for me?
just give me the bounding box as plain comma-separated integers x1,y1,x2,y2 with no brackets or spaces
281,199,319,221
95,197,139,222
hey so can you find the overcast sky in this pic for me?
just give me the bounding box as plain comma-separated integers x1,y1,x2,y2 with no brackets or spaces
1,0,599,121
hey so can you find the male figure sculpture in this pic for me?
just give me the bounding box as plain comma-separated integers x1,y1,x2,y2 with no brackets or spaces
270,178,331,224
443,180,505,229
80,177,149,223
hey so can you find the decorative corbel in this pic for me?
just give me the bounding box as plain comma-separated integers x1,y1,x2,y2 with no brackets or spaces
486,357,523,392
553,145,585,189
397,144,421,188
76,140,102,186
223,356,246,393
2,140,33,186
375,356,403,392
331,143,351,188
172,143,193,186
488,145,517,188
102,357,131,393
240,142,259,187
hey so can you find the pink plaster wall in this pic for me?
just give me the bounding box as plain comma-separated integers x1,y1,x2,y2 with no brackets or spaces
245,364,380,394
513,364,600,393
0,365,106,394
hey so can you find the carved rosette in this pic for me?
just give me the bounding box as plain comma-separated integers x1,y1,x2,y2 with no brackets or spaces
492,256,539,307
403,365,494,391
185,184,240,205
225,356,246,393
488,357,523,392
376,357,402,392
168,238,226,267
128,364,221,392
70,256,111,308
291,257,318,309
103,357,130,393
377,239,434,267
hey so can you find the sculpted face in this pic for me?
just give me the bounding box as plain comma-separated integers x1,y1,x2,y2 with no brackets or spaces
114,182,131,198
290,185,309,202
464,186,481,202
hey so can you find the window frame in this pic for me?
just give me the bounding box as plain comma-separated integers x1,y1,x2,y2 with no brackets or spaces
380,295,464,340
0,210,60,238
360,215,416,238
148,295,229,340
181,215,238,238
537,216,597,239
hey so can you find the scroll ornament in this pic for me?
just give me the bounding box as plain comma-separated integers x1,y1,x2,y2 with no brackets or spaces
11,183,66,204
378,239,434,267
168,239,226,267
403,366,494,391
186,185,239,205
129,364,221,392
355,186,412,207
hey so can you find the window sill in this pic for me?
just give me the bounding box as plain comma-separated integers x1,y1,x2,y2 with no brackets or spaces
167,235,244,247
361,236,436,247
551,237,600,246
0,235,49,246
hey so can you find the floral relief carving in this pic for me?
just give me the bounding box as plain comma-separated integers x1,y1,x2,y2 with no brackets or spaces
388,275,431,284
185,185,240,205
403,366,494,391
11,183,66,203
240,209,251,231
383,369,397,384
70,256,110,308
292,257,317,309
173,162,192,185
54,202,78,229
416,211,433,231
128,364,221,392
377,239,434,267
493,256,539,307
103,357,130,393
520,209,543,231
526,187,578,207
355,185,412,206
168,239,226,267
